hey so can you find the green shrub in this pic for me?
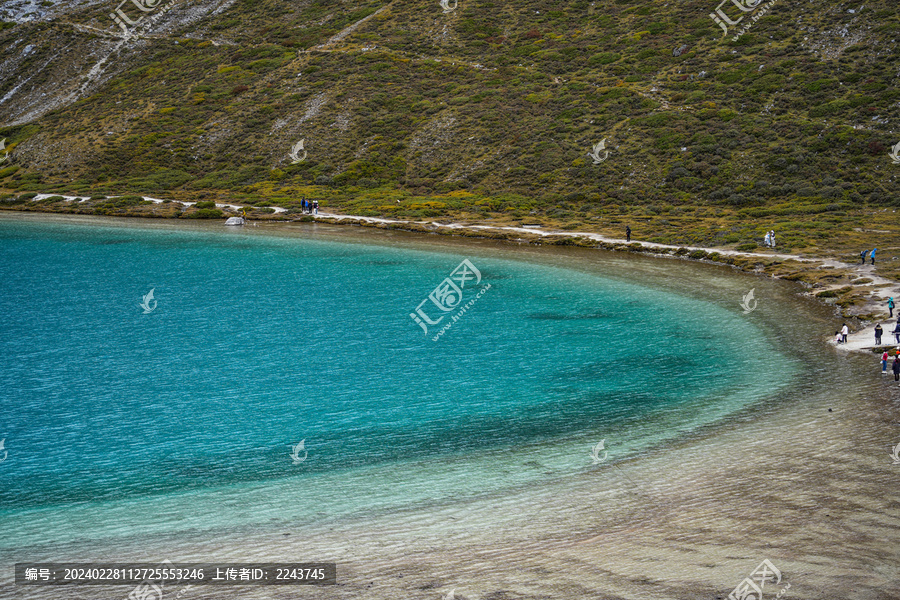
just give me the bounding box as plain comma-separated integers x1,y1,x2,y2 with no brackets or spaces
195,201,217,209
589,52,620,65
809,100,850,117
185,208,224,219
127,169,193,191
97,195,148,208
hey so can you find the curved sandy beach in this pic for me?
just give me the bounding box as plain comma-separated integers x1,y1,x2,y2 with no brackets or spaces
1,214,898,600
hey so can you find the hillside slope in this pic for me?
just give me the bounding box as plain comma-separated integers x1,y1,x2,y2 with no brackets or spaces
1,0,899,257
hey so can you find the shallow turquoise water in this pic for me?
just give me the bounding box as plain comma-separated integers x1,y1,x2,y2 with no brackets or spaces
0,217,797,550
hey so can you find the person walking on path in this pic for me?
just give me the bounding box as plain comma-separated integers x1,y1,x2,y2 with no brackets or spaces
769,230,776,248
870,247,877,265
893,320,900,344
860,249,868,264
764,232,772,248
875,323,883,345
888,297,895,318
841,323,849,344
883,350,890,373
625,225,631,242
893,354,900,382
313,200,319,215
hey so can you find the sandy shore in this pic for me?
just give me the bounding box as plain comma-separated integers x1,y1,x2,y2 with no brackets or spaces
4,352,898,600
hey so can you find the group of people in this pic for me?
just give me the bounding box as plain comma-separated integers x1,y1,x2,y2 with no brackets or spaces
763,230,776,248
859,247,878,264
300,197,318,215
833,299,900,381
873,318,900,346
876,297,900,381
836,299,899,343
835,323,850,344
883,348,900,381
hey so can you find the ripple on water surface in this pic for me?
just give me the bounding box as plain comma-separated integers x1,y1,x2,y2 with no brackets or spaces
0,217,799,550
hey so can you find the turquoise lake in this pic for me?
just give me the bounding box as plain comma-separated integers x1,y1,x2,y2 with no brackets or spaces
0,215,798,551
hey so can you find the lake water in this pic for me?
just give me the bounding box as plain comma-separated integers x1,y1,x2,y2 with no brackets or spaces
0,214,799,553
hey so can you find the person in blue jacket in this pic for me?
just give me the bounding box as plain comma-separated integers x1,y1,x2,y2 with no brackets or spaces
870,247,877,265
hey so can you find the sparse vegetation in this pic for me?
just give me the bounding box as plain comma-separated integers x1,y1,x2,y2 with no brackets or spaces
0,0,897,287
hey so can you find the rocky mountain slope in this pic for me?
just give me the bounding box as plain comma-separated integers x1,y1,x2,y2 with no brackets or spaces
1,0,899,256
